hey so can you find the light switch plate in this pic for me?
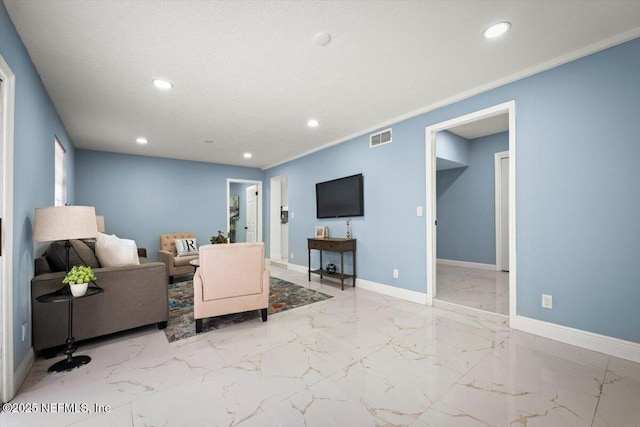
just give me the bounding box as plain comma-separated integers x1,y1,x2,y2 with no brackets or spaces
542,294,553,309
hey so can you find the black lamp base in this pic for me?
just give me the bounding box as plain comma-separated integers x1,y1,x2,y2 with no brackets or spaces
47,355,91,373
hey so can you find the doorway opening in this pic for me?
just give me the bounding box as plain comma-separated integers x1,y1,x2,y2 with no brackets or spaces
226,179,262,243
269,175,289,266
425,101,516,321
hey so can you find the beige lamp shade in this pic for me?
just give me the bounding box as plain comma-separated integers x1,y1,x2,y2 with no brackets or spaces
96,215,105,233
32,206,98,242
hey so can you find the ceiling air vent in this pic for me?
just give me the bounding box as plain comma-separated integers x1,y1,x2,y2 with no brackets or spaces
370,128,392,148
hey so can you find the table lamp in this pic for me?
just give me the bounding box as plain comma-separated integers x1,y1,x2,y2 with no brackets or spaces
32,206,98,273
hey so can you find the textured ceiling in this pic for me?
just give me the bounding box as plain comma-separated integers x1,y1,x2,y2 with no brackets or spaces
4,1,640,169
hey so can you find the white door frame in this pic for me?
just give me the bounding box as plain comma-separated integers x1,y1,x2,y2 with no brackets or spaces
269,176,283,259
425,100,516,322
226,179,262,242
495,151,510,272
0,54,16,403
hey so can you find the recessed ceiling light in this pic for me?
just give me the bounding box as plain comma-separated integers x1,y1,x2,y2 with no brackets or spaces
483,21,511,39
136,137,148,144
152,79,173,90
307,119,319,128
313,32,332,46
243,152,252,159
204,139,215,144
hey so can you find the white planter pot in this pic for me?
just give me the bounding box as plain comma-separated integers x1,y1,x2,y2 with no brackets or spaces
70,282,88,297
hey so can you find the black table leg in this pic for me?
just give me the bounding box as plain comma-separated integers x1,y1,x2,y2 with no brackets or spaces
47,299,91,373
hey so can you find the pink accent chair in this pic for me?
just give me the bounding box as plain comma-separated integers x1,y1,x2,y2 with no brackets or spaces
193,242,270,333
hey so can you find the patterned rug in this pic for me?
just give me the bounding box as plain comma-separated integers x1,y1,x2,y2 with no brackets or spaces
164,277,332,342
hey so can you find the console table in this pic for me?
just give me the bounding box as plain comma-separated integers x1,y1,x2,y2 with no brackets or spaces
308,238,356,290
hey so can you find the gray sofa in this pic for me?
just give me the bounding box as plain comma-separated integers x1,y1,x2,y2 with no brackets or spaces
31,239,168,357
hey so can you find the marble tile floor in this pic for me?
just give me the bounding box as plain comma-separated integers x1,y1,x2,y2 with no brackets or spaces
436,263,509,315
2,264,638,426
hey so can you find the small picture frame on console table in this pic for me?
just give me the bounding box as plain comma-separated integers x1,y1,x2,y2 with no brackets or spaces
315,226,325,238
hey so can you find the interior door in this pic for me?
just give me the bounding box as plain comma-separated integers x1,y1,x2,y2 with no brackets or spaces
245,185,257,243
500,156,510,271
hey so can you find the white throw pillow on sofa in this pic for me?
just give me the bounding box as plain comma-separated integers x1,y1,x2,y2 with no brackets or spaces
95,232,140,267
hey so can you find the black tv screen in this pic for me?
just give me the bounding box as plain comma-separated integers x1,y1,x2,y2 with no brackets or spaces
316,174,364,219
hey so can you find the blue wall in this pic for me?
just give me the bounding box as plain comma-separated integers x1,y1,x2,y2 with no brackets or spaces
265,39,640,343
437,132,508,264
265,119,427,290
74,150,262,259
436,131,470,170
1,2,77,368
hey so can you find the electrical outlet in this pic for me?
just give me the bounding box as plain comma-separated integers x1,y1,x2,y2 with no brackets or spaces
416,206,423,217
541,294,553,309
22,323,27,341
290,212,294,219
393,268,399,279
290,252,294,259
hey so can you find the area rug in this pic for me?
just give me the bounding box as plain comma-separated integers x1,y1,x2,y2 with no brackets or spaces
163,277,332,342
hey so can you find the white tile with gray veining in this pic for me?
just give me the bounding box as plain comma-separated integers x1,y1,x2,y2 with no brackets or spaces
436,263,509,315
2,264,638,427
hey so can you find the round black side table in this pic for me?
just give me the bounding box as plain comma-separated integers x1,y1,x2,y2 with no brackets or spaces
36,284,104,373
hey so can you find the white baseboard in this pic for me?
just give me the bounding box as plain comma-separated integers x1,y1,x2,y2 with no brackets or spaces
437,258,496,271
270,253,282,261
289,263,427,305
12,348,35,399
511,315,640,363
287,263,308,274
356,278,427,305
433,299,508,324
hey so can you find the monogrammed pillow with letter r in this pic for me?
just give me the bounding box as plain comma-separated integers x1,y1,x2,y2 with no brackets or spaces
175,238,198,257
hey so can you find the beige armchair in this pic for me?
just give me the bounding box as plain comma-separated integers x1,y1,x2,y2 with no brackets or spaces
158,233,199,283
193,242,270,333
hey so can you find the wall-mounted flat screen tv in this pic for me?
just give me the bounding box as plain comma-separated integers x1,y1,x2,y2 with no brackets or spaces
316,174,364,219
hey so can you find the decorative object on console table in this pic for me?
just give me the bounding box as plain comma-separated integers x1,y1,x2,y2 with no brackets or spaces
346,219,351,239
315,226,325,239
308,238,356,290
326,263,337,274
32,205,101,373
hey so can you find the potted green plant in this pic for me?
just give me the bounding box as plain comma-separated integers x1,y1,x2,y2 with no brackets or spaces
210,231,228,244
63,265,97,297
